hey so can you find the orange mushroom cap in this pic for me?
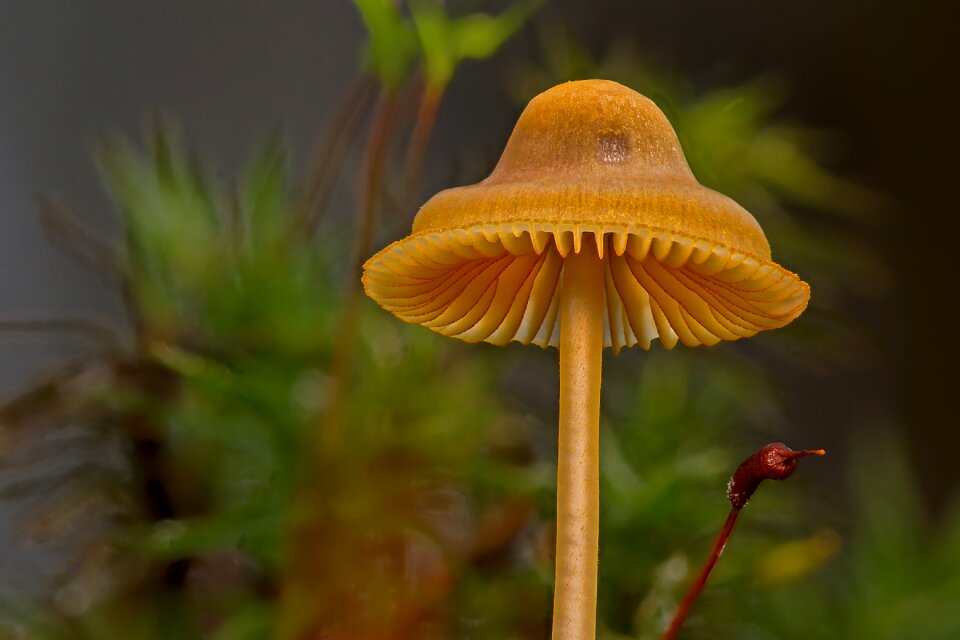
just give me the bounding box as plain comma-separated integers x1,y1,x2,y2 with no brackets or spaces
363,80,809,351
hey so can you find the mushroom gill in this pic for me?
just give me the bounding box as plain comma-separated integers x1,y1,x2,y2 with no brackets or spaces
363,224,808,352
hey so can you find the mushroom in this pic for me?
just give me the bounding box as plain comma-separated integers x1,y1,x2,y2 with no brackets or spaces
362,80,809,639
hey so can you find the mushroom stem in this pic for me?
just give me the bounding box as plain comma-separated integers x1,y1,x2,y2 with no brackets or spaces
554,244,604,640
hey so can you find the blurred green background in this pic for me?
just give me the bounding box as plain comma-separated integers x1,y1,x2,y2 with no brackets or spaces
1,1,958,639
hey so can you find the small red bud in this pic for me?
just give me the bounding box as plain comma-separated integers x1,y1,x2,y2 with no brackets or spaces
727,442,825,511
663,442,825,640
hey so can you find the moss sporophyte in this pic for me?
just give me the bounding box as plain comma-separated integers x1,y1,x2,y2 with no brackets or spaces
363,80,810,640
662,442,825,639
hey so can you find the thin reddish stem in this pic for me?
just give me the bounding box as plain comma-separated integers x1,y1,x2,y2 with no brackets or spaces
277,87,402,640
289,74,378,241
662,443,824,639
35,197,125,285
402,84,444,209
661,509,740,640
323,87,400,447
0,318,119,353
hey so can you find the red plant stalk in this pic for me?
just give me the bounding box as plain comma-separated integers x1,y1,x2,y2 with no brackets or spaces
402,83,444,210
321,88,400,449
661,443,825,640
276,89,401,640
290,74,378,241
